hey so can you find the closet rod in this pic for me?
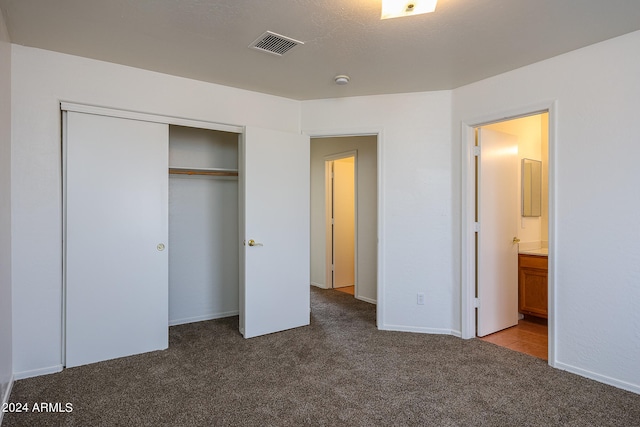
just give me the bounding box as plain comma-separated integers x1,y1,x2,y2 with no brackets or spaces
169,168,238,177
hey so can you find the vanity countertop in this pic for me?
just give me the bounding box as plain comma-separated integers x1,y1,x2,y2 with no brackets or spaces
519,248,548,257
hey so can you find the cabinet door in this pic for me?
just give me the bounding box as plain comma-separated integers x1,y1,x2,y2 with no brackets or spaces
240,126,310,338
65,112,169,368
518,266,548,318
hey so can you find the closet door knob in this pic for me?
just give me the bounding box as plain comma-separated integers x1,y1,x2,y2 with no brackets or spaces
248,239,263,247
157,243,166,251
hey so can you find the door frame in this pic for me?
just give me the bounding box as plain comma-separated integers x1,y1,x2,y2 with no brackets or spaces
324,151,358,292
306,128,384,327
460,101,557,366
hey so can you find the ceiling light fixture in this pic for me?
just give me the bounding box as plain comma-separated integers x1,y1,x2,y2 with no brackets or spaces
334,75,350,85
381,0,437,20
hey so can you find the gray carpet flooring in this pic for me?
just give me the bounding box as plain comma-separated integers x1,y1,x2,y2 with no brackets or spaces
3,287,640,426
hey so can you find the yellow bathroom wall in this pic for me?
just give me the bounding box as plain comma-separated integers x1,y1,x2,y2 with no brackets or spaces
484,113,548,248
333,157,356,287
541,113,549,246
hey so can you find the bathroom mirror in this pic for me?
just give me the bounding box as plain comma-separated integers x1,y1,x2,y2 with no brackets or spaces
522,158,542,217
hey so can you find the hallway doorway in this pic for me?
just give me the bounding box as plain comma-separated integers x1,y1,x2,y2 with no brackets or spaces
310,135,377,306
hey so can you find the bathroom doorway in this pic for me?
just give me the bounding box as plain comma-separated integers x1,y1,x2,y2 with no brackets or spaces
472,112,550,360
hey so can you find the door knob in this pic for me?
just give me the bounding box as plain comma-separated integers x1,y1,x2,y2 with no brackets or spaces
248,239,263,247
512,237,521,244
157,243,165,251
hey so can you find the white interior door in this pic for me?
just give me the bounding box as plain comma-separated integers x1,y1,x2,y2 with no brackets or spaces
477,128,519,337
65,112,169,367
332,157,355,288
240,126,310,338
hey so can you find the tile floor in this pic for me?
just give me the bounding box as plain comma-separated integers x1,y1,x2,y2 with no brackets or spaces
334,285,355,295
479,318,548,360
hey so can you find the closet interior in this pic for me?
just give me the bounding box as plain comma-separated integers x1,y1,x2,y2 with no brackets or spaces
168,125,240,326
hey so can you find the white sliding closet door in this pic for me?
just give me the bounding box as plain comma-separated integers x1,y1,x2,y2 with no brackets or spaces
65,112,169,367
240,127,310,338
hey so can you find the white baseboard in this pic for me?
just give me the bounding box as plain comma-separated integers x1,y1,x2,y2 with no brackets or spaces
14,364,63,380
169,310,239,327
311,282,328,289
0,375,14,425
355,295,377,305
554,361,640,395
379,323,458,336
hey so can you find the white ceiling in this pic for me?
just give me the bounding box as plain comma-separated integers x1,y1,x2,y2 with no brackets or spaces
2,0,640,100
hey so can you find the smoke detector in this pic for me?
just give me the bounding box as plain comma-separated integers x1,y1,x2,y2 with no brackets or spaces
334,75,350,85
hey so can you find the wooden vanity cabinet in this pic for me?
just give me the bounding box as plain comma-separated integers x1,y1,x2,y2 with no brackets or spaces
518,254,548,319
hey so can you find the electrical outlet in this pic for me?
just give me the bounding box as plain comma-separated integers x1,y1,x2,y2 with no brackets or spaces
417,293,425,305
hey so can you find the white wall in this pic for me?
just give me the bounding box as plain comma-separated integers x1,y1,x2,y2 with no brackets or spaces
10,45,301,378
0,7,13,408
310,136,377,303
453,30,640,392
303,92,455,334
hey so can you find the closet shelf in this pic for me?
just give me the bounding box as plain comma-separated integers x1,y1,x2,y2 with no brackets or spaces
169,167,238,177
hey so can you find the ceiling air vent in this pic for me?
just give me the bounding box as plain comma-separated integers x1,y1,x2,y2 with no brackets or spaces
250,31,304,56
